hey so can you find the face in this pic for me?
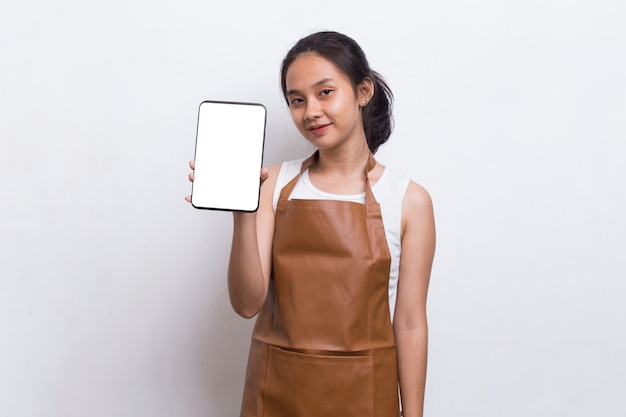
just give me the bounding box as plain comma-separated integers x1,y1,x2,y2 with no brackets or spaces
284,53,372,152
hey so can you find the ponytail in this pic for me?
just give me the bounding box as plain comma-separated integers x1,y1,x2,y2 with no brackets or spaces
362,71,394,154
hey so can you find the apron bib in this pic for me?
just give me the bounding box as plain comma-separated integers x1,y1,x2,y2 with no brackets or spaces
240,152,399,417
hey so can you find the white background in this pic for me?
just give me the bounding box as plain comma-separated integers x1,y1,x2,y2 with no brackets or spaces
1,1,625,416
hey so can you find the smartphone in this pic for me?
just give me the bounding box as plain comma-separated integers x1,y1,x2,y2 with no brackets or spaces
191,100,267,212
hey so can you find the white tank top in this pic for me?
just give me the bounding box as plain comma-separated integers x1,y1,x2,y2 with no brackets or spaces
272,158,411,321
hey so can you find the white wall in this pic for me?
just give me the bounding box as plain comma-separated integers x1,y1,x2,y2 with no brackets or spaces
1,1,624,416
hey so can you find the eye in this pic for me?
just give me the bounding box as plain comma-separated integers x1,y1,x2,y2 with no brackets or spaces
320,89,332,96
289,97,304,106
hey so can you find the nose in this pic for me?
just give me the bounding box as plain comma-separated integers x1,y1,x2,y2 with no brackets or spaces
304,99,323,121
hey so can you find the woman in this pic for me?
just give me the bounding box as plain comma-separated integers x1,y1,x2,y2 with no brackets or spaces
187,31,435,417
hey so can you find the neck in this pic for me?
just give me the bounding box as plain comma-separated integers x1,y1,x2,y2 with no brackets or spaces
314,141,372,176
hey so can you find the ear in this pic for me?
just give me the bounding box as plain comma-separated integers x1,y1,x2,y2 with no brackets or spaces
357,77,374,106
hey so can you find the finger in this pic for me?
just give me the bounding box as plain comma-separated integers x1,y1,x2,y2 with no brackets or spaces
189,160,195,169
260,167,269,184
188,173,194,182
184,195,192,202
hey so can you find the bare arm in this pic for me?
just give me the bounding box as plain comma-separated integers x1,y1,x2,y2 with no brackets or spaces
394,181,436,417
186,161,279,318
227,164,280,317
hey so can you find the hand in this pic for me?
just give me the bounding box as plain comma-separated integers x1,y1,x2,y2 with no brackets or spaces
184,160,270,203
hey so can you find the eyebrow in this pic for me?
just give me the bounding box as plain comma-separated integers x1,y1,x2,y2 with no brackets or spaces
287,78,335,96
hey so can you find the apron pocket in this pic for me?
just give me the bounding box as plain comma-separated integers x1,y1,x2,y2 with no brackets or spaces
263,346,373,417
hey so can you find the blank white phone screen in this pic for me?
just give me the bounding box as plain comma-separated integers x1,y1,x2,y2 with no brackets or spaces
191,101,266,211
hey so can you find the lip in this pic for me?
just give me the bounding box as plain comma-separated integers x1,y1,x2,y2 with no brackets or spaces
307,123,331,135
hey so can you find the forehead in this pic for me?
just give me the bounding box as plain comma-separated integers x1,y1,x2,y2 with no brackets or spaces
285,53,352,91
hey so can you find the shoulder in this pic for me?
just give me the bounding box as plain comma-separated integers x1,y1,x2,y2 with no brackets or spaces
401,180,435,239
373,165,411,198
404,181,433,211
374,163,428,204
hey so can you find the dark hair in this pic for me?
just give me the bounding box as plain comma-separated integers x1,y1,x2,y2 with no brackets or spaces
280,31,394,154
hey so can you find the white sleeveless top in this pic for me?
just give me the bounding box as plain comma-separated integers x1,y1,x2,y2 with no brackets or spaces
272,157,411,321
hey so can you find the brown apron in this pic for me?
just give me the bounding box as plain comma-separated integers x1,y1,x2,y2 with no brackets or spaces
240,152,399,417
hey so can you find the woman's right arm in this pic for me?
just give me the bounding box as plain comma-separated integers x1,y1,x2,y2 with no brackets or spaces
186,161,280,318
227,164,280,318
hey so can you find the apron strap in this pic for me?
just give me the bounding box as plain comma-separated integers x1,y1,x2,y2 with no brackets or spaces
278,151,380,206
277,152,317,201
364,153,380,214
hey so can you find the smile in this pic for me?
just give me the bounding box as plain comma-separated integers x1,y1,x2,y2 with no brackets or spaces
307,124,331,135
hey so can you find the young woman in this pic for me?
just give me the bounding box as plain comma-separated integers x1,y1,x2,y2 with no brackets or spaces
187,31,435,417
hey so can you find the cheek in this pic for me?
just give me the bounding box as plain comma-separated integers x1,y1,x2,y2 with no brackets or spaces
289,107,307,129
289,106,301,121
329,93,358,116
